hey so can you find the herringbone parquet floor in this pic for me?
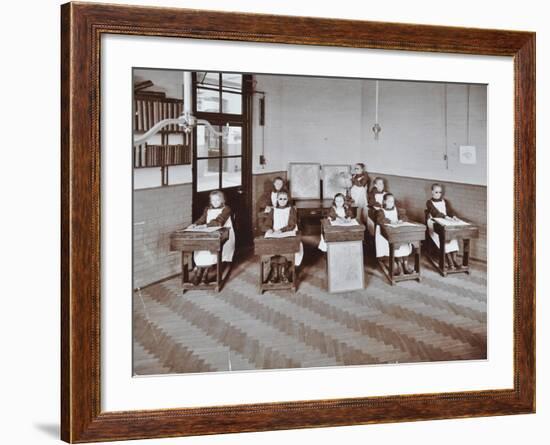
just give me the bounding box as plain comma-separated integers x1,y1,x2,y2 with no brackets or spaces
133,246,487,375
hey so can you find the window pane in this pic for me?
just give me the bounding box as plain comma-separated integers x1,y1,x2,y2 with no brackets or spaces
196,72,219,88
196,125,220,158
222,73,242,92
197,159,220,192
222,157,242,188
167,165,192,185
222,92,242,114
222,126,242,156
197,87,220,112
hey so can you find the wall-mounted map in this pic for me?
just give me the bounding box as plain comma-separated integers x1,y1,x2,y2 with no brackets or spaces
288,163,321,199
322,164,351,199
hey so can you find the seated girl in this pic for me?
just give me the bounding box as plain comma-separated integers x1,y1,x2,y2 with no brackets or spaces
374,193,414,275
259,176,290,213
190,190,235,285
366,177,386,235
425,183,461,269
318,193,355,252
261,191,304,284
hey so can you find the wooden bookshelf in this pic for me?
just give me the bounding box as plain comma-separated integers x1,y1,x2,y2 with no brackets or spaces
133,144,191,168
134,96,184,133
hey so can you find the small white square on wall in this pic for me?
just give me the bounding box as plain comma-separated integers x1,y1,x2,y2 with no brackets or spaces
459,145,477,164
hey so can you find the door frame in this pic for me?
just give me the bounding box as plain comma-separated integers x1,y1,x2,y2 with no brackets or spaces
191,72,253,245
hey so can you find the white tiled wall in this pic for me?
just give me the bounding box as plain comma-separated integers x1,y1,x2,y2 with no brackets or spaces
133,183,192,288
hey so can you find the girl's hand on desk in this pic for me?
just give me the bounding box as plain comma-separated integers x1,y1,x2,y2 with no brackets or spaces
266,229,274,235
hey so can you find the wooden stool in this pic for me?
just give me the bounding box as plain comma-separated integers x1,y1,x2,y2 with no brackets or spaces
170,227,230,293
378,223,426,285
254,234,302,293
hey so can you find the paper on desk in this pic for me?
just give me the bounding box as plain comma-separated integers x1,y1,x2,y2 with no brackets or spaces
385,222,419,228
265,229,297,239
434,217,470,226
184,226,222,233
330,219,359,227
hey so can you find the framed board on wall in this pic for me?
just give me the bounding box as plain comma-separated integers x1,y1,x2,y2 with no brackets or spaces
288,162,321,199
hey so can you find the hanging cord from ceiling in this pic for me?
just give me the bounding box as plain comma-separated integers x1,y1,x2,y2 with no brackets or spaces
251,78,267,167
466,84,471,145
444,84,449,170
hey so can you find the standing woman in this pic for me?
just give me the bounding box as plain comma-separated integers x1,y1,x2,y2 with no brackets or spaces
350,163,370,224
191,190,235,285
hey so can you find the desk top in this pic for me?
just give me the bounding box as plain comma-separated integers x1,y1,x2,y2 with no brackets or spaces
321,219,365,242
381,222,426,243
433,220,479,239
254,234,301,255
171,226,229,240
294,199,334,209
170,226,229,251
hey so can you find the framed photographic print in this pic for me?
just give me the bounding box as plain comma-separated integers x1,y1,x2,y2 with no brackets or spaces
61,2,535,443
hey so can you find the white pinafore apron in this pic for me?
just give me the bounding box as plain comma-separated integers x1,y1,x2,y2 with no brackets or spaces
272,207,304,266
270,191,278,208
427,200,459,253
193,207,236,267
375,208,412,258
318,206,346,252
350,183,368,224
367,192,384,236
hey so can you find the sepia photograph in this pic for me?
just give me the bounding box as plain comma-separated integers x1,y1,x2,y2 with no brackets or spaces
132,69,487,376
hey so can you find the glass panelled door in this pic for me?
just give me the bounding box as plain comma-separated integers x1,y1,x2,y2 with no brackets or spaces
192,72,252,245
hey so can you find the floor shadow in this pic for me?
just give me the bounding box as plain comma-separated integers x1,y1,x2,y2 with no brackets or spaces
33,422,59,439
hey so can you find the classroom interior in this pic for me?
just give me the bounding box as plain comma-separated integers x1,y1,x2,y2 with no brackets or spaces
132,69,487,375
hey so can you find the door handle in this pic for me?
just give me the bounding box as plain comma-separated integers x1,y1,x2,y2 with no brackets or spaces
237,190,244,195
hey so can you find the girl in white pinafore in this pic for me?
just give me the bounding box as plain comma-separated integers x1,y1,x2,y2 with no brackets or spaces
425,183,461,269
366,177,387,237
374,193,414,275
261,191,304,284
318,193,355,252
259,176,289,213
350,163,370,224
192,190,235,285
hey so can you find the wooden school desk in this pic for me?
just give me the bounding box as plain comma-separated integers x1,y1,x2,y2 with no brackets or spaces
429,219,479,277
295,199,357,235
378,222,426,285
321,219,366,293
169,226,230,293
254,233,302,293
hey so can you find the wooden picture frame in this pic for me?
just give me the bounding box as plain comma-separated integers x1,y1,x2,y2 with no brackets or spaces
61,2,535,442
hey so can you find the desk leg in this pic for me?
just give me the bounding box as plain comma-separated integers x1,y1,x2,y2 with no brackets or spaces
291,258,297,293
259,257,265,293
416,242,422,281
439,232,447,276
216,251,222,292
389,244,395,285
463,238,471,272
181,251,189,288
